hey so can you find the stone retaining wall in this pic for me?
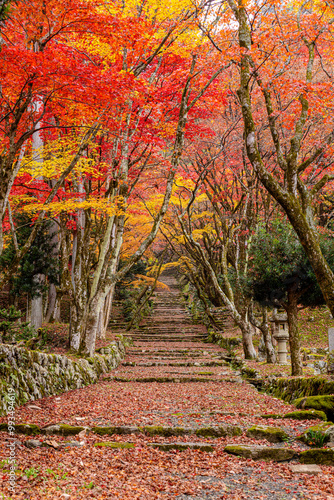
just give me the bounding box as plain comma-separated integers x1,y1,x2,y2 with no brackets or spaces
261,376,334,403
0,341,126,415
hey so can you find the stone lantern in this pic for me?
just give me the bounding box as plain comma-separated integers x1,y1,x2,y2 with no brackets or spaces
271,311,289,365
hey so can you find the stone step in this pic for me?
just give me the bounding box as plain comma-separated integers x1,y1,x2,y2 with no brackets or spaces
131,340,208,343
148,442,215,452
126,354,218,358
125,339,207,343
123,333,207,338
121,361,228,367
5,423,241,439
224,444,296,462
110,376,223,383
126,349,218,354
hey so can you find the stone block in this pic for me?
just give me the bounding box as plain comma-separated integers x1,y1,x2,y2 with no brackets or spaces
300,448,334,465
290,464,321,474
328,327,334,353
224,444,295,461
246,425,289,443
148,442,215,452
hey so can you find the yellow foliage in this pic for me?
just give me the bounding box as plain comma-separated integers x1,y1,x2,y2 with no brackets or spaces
19,135,104,180
130,274,170,291
192,224,216,240
287,0,330,14
20,198,126,218
119,0,196,23
191,210,214,221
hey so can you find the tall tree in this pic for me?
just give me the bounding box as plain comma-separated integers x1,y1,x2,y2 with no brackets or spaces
221,0,334,317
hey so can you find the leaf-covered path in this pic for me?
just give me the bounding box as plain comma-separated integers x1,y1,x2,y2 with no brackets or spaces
1,275,334,499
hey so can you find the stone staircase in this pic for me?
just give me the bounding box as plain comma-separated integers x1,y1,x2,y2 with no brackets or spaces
118,274,208,344
1,273,333,499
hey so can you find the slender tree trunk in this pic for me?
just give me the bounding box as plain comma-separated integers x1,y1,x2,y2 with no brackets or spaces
45,184,60,323
45,284,57,323
285,290,303,376
99,286,115,339
30,275,44,330
26,295,31,324
287,215,334,318
30,98,45,330
260,308,276,364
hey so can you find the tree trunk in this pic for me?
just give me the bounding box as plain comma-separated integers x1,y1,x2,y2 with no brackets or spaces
99,286,115,339
30,274,44,330
232,1,334,320
258,335,266,361
79,295,103,356
45,283,57,323
69,303,86,352
239,319,257,360
26,295,31,324
286,214,334,319
45,186,60,323
285,290,303,376
260,309,276,364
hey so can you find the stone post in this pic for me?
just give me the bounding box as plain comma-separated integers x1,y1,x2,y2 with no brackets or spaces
273,331,289,365
270,311,289,364
329,327,334,353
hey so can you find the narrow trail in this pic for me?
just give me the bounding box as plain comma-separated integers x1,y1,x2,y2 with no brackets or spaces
0,274,333,499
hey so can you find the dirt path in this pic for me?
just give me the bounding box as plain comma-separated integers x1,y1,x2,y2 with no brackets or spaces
0,274,333,499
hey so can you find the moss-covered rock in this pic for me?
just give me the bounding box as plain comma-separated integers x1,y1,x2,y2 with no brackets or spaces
92,426,117,436
246,426,289,443
262,377,334,403
282,410,327,421
0,341,126,416
42,424,85,436
0,423,41,435
294,395,334,421
261,414,282,419
195,425,242,438
224,444,295,462
299,448,334,465
218,337,241,350
94,442,135,449
142,426,190,437
148,442,215,452
297,422,334,445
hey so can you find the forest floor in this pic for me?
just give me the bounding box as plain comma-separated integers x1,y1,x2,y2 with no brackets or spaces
0,275,334,499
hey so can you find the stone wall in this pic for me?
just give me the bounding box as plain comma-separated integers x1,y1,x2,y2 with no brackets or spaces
0,341,126,416
261,376,334,403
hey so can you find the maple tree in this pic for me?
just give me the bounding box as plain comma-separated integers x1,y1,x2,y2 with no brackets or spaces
1,0,334,364
159,96,282,361
213,0,334,318
0,0,229,354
